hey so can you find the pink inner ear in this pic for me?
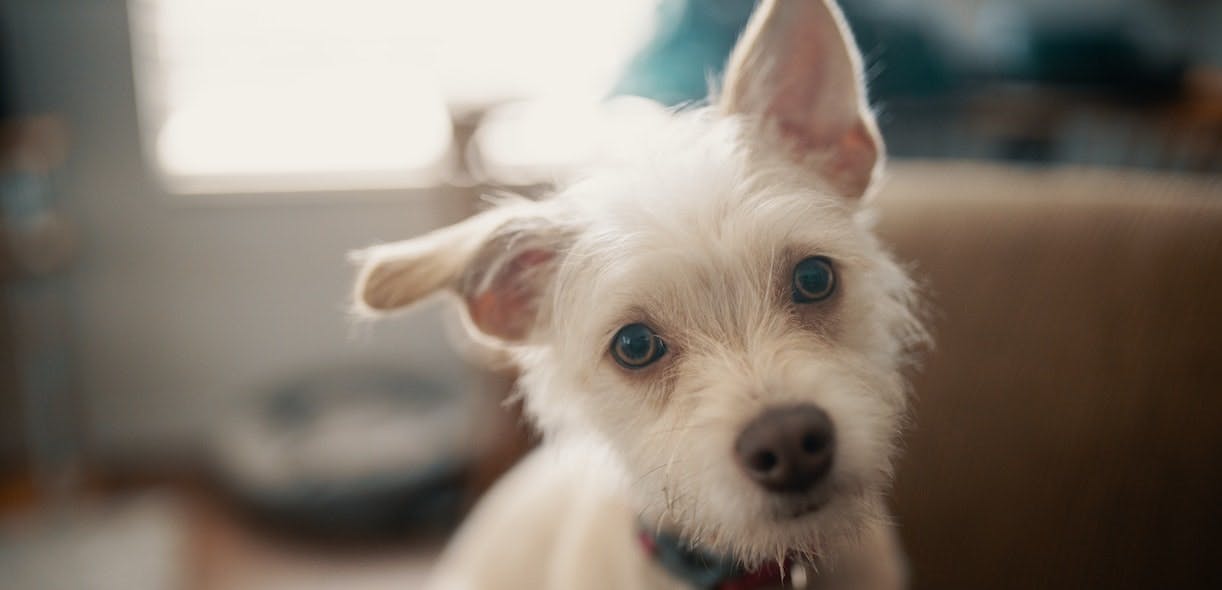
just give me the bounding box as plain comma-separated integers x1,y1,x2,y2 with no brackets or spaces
723,0,880,198
824,121,880,199
466,248,555,342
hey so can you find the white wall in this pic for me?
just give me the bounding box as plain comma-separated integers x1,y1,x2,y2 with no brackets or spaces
4,0,473,460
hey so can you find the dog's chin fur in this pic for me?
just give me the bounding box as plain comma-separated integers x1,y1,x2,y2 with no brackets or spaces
503,110,927,569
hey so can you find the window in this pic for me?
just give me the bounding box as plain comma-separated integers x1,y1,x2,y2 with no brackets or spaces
128,0,654,194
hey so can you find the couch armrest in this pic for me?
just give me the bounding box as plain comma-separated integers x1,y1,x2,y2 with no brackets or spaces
875,162,1222,590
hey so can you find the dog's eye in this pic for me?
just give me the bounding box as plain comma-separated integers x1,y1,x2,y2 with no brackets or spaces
610,323,667,369
792,256,836,303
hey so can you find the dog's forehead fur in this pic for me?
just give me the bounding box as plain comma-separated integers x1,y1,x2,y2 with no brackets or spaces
562,111,855,233
545,110,868,340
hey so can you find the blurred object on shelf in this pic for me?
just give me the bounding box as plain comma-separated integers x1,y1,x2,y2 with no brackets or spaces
612,0,755,105
610,0,1221,175
0,113,80,509
881,76,1222,173
1,115,75,278
210,366,491,539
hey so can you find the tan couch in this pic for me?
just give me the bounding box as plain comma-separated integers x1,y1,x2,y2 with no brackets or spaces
875,163,1222,590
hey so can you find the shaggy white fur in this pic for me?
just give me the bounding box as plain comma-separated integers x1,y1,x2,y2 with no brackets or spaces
352,1,927,588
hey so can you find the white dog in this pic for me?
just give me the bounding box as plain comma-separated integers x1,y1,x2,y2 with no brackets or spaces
352,1,926,588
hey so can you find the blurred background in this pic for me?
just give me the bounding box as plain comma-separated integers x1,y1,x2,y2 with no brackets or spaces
0,1,1219,589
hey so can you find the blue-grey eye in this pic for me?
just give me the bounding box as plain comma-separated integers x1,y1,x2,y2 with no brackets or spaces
792,256,836,303
611,323,667,369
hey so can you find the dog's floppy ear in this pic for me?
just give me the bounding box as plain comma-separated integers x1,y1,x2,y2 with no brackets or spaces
721,0,882,200
352,203,570,343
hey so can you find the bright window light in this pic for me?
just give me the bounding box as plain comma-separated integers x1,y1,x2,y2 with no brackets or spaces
128,0,655,194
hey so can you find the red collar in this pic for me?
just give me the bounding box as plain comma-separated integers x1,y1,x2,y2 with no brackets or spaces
637,529,797,590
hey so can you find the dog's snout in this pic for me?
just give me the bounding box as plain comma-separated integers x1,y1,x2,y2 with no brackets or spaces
735,404,835,493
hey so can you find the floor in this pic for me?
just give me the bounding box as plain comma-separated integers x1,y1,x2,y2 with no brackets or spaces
0,484,440,590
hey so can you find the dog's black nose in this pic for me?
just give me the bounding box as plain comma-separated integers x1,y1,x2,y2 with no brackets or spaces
735,404,835,493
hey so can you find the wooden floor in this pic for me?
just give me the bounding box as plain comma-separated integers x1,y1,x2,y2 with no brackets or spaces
0,477,441,590
189,493,439,590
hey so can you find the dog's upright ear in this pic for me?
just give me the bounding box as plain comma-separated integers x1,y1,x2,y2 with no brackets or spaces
721,0,882,200
352,202,571,343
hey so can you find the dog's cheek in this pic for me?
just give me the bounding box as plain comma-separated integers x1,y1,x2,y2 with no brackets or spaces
835,239,926,371
514,351,579,438
831,262,892,355
820,376,904,490
620,378,755,523
671,381,771,521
